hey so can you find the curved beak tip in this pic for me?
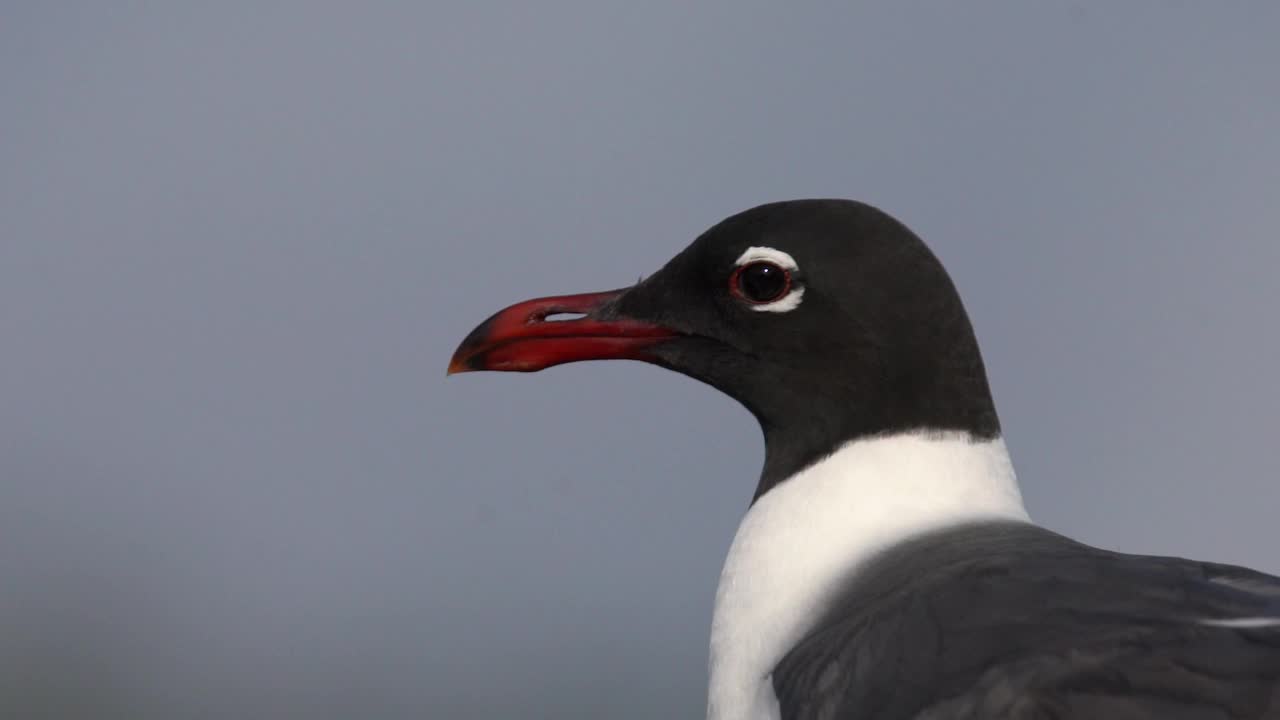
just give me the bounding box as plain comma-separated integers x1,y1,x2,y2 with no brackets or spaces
446,346,482,375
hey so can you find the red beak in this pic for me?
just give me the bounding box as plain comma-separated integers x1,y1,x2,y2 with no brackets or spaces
447,289,681,374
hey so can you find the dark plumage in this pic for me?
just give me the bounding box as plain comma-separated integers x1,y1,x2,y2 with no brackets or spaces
608,199,1000,498
775,522,1280,720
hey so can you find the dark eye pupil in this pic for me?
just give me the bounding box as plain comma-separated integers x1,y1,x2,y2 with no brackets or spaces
737,262,789,302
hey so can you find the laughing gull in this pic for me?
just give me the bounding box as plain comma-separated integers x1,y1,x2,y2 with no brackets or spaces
449,199,1280,719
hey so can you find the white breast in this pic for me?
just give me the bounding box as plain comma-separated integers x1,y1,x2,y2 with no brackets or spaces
705,431,1030,720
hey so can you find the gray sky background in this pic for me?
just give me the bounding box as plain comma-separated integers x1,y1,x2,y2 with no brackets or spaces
3,3,1279,718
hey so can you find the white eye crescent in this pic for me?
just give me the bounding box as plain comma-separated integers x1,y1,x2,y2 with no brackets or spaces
732,246,805,312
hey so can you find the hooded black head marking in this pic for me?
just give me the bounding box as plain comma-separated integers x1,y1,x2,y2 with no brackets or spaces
610,199,1000,498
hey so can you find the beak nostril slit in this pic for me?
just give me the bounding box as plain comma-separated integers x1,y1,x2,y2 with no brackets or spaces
542,312,588,323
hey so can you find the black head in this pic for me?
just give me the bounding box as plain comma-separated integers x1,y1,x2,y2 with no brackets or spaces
450,199,1000,498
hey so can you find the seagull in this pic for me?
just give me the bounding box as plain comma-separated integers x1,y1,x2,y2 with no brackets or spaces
448,199,1280,719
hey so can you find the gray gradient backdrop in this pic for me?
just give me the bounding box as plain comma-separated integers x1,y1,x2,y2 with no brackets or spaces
3,3,1278,719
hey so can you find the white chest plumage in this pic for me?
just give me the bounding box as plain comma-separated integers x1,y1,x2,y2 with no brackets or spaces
705,431,1031,720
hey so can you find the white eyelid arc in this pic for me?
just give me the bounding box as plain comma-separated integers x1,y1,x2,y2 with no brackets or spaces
734,246,800,271
732,246,805,313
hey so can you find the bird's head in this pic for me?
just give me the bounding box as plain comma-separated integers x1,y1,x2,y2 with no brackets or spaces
450,199,999,493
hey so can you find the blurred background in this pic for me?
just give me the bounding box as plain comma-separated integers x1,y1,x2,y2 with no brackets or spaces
3,3,1279,718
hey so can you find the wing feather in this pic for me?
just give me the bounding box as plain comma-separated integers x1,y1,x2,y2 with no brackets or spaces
773,523,1280,720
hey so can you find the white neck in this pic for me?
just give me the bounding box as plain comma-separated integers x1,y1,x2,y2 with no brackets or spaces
706,431,1030,720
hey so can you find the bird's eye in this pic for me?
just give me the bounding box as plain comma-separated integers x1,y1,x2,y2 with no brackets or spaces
730,246,805,312
732,261,792,304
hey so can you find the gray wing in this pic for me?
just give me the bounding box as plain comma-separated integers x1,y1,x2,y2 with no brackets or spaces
772,522,1280,720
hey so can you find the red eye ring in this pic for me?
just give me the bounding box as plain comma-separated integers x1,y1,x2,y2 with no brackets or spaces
730,261,793,304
